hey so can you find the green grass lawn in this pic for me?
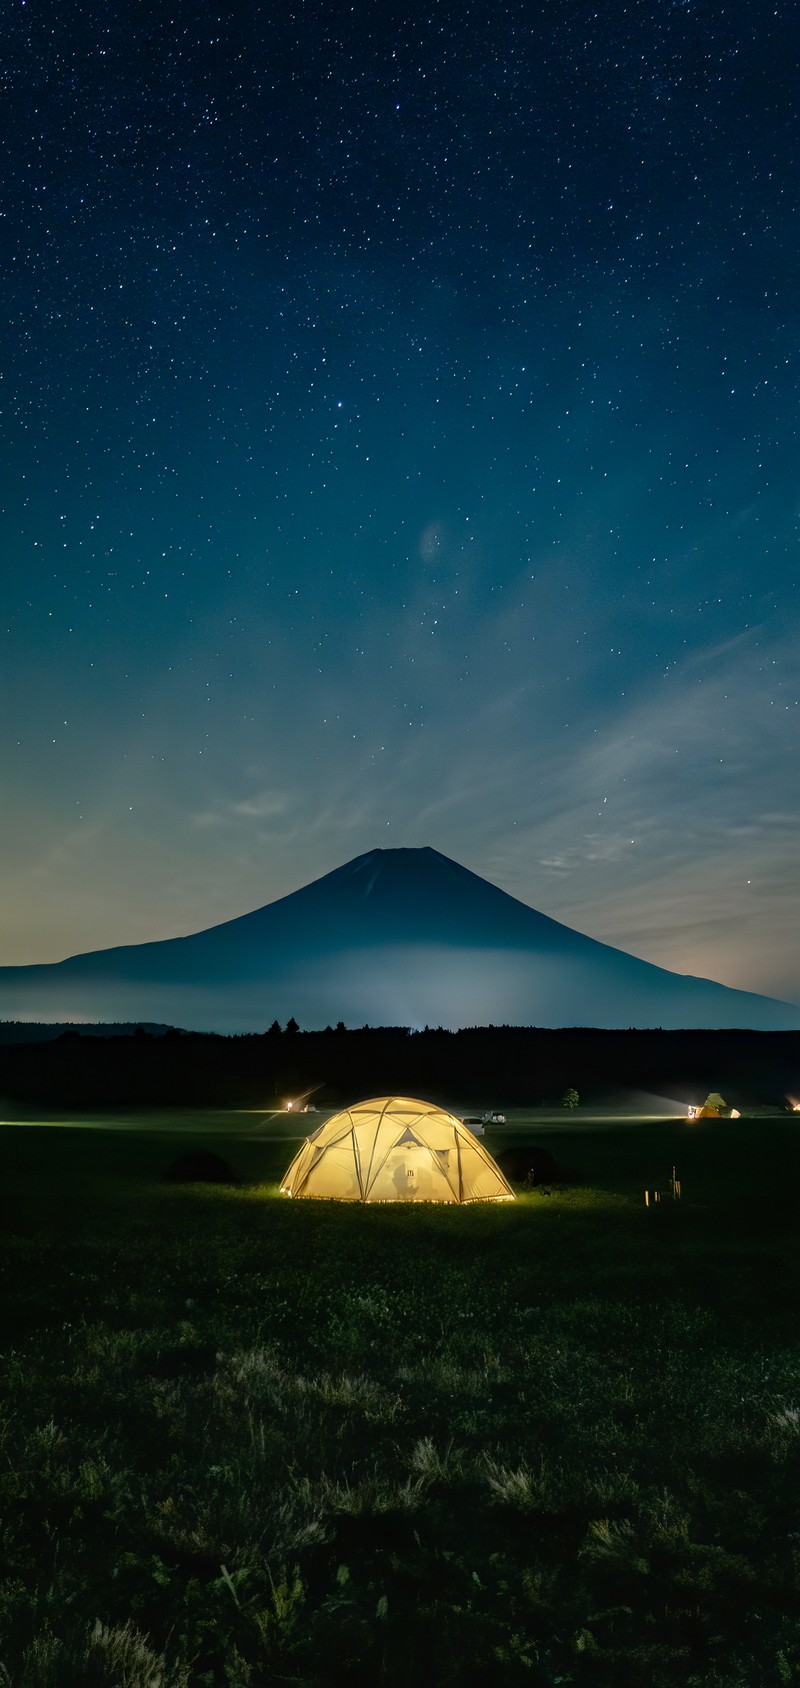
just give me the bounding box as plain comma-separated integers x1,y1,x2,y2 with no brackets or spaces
1,1107,799,1686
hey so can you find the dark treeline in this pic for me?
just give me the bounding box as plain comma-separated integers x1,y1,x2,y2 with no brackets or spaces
0,1022,170,1045
0,1023,798,1109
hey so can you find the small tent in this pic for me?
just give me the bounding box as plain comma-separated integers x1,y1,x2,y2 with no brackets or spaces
697,1092,740,1119
280,1095,515,1204
690,1092,741,1120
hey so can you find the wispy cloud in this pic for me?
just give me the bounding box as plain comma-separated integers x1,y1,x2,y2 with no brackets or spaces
192,789,290,827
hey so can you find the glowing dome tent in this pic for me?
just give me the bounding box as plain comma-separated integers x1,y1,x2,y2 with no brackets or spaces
280,1096,515,1204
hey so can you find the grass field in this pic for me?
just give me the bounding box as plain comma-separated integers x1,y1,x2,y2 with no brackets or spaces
1,1105,799,1686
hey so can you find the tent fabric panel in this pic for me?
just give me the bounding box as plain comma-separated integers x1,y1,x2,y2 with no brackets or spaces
455,1134,513,1201
362,1118,420,1197
309,1115,357,1150
432,1145,461,1199
280,1140,315,1195
360,1117,399,1192
282,1139,329,1197
407,1116,459,1153
366,1141,459,1203
452,1139,514,1202
453,1126,515,1198
350,1096,427,1117
301,1133,362,1200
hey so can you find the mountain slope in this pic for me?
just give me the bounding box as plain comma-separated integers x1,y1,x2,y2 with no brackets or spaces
0,846,796,1031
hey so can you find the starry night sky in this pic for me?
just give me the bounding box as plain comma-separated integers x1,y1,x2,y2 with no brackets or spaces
2,0,798,1005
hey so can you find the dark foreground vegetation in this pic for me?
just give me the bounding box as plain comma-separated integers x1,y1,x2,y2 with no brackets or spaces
1,1023,798,1108
1,1111,799,1685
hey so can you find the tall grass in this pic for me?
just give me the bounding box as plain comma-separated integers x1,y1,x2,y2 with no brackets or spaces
0,1114,799,1683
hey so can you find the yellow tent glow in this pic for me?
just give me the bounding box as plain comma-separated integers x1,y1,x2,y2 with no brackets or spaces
280,1095,515,1204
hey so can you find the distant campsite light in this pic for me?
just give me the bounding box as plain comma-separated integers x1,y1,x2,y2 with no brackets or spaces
285,1086,322,1115
687,1106,697,1120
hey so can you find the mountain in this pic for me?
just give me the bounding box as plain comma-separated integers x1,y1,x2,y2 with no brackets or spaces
0,846,797,1032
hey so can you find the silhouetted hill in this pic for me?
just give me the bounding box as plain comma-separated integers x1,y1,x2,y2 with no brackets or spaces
0,1022,173,1045
0,847,796,1031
